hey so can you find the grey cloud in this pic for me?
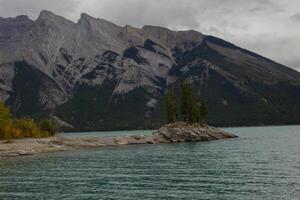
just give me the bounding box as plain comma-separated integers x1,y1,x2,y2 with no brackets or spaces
291,13,300,22
249,6,266,12
0,0,80,20
233,35,300,70
81,0,202,29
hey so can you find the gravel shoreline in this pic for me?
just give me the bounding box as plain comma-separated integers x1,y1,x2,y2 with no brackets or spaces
0,123,237,158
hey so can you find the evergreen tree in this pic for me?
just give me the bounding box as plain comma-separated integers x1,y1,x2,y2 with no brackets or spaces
39,118,59,136
189,93,198,123
165,89,177,123
199,98,208,123
180,80,198,123
180,80,190,122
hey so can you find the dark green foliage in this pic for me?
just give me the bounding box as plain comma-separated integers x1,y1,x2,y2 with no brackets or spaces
189,95,198,123
39,119,59,136
7,62,43,118
55,81,155,131
180,80,189,121
165,89,177,123
180,80,199,123
199,98,208,123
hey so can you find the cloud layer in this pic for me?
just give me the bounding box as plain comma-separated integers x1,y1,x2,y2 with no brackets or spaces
0,0,299,70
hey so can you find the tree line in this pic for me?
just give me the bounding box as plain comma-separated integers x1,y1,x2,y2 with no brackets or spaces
165,80,208,124
0,102,58,139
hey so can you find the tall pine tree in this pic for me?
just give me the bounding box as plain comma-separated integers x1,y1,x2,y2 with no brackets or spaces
180,80,190,122
199,98,208,123
180,80,198,123
165,89,177,123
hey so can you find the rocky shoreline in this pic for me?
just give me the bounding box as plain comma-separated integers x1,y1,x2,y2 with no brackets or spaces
0,123,237,158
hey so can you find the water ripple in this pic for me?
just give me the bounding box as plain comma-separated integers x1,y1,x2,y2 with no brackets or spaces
0,126,300,199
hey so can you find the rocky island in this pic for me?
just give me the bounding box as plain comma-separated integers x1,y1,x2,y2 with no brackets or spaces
0,122,237,158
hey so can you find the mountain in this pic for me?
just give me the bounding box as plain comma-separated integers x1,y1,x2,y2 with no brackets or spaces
1,10,300,131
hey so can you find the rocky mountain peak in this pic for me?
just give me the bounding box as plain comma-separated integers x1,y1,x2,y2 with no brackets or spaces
38,10,58,20
36,10,73,27
77,13,121,35
122,25,146,45
142,25,175,46
143,25,172,34
0,14,33,52
15,15,30,22
78,12,96,24
174,30,204,49
142,25,203,48
0,15,32,25
78,13,120,28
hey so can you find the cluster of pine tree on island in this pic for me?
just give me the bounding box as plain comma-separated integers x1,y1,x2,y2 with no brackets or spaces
165,80,208,125
0,102,58,140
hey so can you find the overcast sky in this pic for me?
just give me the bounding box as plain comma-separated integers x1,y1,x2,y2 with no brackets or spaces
0,0,299,71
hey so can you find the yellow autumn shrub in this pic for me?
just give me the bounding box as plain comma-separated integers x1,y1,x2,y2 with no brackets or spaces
0,102,58,139
14,118,42,138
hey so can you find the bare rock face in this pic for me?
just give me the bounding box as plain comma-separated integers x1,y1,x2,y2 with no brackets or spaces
153,122,238,143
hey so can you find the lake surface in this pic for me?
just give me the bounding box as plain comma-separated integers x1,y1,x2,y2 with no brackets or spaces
0,126,299,200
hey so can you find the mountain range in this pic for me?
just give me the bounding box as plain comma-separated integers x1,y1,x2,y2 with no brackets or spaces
1,10,300,131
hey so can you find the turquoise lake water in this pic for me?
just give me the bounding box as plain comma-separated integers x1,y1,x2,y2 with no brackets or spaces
0,126,299,200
